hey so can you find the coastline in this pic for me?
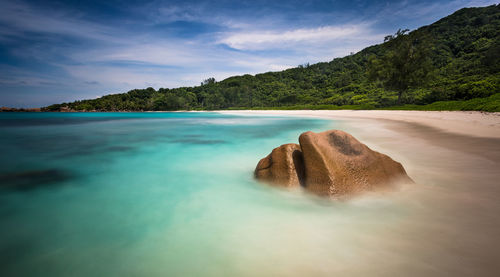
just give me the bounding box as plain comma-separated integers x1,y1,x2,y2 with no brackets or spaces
217,110,500,139
219,109,500,192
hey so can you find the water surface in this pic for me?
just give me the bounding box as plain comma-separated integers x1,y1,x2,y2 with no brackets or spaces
1,112,498,276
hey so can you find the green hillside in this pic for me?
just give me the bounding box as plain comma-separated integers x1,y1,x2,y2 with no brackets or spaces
44,4,500,112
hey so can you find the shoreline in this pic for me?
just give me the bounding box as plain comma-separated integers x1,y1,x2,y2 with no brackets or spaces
216,110,500,139
2,109,499,138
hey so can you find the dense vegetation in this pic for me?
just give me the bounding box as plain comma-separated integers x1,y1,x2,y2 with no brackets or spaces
44,5,500,112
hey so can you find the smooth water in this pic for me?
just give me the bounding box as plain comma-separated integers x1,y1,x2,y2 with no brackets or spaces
0,112,336,276
1,112,499,276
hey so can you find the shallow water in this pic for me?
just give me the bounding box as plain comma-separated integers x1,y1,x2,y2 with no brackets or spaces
0,112,499,276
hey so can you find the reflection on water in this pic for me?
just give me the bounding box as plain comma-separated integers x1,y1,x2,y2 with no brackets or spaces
0,112,499,276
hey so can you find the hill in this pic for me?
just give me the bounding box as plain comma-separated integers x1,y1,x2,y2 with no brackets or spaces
43,4,500,112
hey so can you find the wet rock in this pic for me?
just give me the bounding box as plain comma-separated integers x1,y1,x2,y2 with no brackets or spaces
255,130,413,197
254,143,304,188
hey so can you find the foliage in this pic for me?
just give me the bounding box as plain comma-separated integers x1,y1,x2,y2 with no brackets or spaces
368,29,433,103
384,93,500,112
43,5,500,112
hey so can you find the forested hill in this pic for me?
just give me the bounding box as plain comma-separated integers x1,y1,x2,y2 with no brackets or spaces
44,4,500,112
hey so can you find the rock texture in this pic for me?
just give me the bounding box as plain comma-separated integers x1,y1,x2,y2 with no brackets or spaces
299,130,413,196
254,143,304,188
254,130,413,197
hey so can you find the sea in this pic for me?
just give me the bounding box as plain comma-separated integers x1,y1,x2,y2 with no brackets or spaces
1,112,499,276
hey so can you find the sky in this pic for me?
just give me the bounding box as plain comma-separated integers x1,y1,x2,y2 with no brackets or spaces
0,0,498,107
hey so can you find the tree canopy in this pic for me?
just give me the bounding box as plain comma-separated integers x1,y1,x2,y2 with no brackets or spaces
368,29,433,103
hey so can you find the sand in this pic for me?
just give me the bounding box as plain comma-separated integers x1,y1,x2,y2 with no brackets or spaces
219,109,500,164
218,110,500,138
218,109,500,276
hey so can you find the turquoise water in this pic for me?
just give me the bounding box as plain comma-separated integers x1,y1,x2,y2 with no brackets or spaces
3,112,499,276
0,112,340,276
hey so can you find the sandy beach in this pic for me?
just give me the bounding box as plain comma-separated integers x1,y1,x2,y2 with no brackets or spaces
219,110,500,165
217,110,500,276
218,110,500,138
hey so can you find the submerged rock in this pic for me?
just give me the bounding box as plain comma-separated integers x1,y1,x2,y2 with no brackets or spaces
254,143,304,188
0,169,71,191
254,130,413,197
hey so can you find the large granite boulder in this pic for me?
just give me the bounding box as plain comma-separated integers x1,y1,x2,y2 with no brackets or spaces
254,130,413,197
254,143,304,188
299,130,413,196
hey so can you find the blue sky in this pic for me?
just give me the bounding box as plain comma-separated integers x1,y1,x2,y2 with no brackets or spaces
0,0,498,107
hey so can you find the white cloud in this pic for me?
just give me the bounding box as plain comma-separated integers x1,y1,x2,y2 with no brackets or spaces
219,24,374,50
267,64,294,71
75,43,203,66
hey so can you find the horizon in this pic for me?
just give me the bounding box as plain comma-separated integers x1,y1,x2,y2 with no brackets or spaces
0,0,498,108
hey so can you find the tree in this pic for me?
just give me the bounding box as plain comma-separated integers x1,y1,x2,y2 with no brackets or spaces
368,29,433,104
201,77,216,86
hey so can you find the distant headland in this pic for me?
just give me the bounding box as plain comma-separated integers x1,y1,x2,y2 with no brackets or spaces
1,107,41,112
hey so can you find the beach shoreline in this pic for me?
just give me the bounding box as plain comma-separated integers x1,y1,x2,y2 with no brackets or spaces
217,110,500,139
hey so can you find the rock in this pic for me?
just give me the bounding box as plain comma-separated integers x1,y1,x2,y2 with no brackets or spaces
0,169,72,191
254,130,413,197
254,143,304,188
298,130,413,196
